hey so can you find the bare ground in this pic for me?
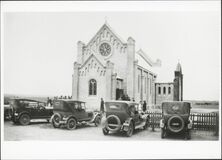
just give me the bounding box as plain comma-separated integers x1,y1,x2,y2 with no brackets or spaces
4,120,218,141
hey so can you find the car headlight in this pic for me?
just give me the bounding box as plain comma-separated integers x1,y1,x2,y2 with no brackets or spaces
160,119,164,128
14,112,18,116
187,120,192,129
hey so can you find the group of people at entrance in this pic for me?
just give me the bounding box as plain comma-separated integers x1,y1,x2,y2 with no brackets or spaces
100,98,148,113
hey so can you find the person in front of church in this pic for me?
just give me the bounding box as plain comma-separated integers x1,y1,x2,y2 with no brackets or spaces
100,98,105,114
143,101,147,112
138,101,143,113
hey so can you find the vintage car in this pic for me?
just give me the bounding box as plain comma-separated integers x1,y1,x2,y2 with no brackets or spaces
102,101,150,137
160,101,192,139
4,104,12,120
9,98,53,125
50,99,101,130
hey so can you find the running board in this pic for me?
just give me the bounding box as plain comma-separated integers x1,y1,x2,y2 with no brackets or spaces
135,122,146,129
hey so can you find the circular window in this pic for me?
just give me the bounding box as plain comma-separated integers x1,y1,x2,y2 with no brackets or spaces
99,42,111,56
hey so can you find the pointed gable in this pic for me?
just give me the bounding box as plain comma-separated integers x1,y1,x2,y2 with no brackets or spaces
82,22,127,62
78,54,106,77
86,22,126,47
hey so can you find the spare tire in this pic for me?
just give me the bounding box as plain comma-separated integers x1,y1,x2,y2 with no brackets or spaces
167,115,184,133
105,115,121,132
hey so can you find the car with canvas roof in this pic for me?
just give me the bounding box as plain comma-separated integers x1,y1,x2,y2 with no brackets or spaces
160,101,192,139
50,99,101,130
9,98,53,125
102,100,150,137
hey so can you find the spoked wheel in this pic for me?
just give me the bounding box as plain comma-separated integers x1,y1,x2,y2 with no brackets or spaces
19,114,30,125
66,118,77,130
94,116,101,127
126,122,134,137
102,128,109,135
12,118,18,124
143,117,150,130
52,114,61,128
161,128,166,139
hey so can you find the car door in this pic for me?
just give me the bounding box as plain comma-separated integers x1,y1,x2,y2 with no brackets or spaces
129,104,140,126
27,101,39,118
75,102,90,121
38,103,51,118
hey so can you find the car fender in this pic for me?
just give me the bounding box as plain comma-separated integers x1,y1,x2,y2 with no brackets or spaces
143,114,150,120
94,112,101,119
18,111,31,119
50,113,58,123
90,112,101,122
65,115,77,122
124,117,134,126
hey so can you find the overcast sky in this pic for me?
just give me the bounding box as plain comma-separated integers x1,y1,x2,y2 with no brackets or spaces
2,2,220,101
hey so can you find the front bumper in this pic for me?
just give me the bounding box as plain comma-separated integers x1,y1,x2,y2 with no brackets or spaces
103,123,130,132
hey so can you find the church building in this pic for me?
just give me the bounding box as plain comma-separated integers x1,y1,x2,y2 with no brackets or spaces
72,22,182,109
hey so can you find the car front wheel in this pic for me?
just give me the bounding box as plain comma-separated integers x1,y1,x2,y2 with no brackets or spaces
52,114,61,128
19,114,30,125
94,116,101,127
66,118,77,130
143,117,150,130
102,128,109,135
161,128,166,139
126,122,134,137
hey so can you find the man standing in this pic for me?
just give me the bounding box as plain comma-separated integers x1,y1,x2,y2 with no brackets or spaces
100,98,105,113
143,101,147,112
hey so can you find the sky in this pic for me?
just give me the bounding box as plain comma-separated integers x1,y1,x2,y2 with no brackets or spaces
2,2,221,101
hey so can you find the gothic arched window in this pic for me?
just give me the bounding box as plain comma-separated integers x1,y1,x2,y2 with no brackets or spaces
89,79,97,95
163,87,166,94
168,87,171,94
158,87,161,94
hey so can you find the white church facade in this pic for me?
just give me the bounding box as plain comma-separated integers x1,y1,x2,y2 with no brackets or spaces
72,22,182,109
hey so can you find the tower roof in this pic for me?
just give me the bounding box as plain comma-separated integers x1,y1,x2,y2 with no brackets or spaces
176,62,182,72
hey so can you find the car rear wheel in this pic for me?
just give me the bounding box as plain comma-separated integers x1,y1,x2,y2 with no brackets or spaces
161,128,166,139
102,128,109,135
94,116,101,127
185,130,191,140
66,118,77,130
143,117,150,130
19,114,30,125
52,114,61,128
126,122,134,137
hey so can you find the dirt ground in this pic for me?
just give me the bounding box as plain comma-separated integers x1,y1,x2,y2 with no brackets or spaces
4,120,219,141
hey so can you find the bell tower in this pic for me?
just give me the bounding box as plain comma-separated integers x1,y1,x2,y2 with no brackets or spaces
173,62,183,101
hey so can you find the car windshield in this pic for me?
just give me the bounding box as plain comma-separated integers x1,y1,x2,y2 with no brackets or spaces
162,103,190,114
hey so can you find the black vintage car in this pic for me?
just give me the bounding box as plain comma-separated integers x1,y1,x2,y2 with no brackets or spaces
4,104,12,120
160,101,192,139
102,101,150,137
50,99,101,130
9,98,53,125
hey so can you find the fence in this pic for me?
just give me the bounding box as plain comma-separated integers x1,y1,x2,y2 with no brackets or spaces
146,111,219,134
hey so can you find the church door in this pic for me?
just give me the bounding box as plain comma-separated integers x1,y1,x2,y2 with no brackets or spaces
116,89,123,100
